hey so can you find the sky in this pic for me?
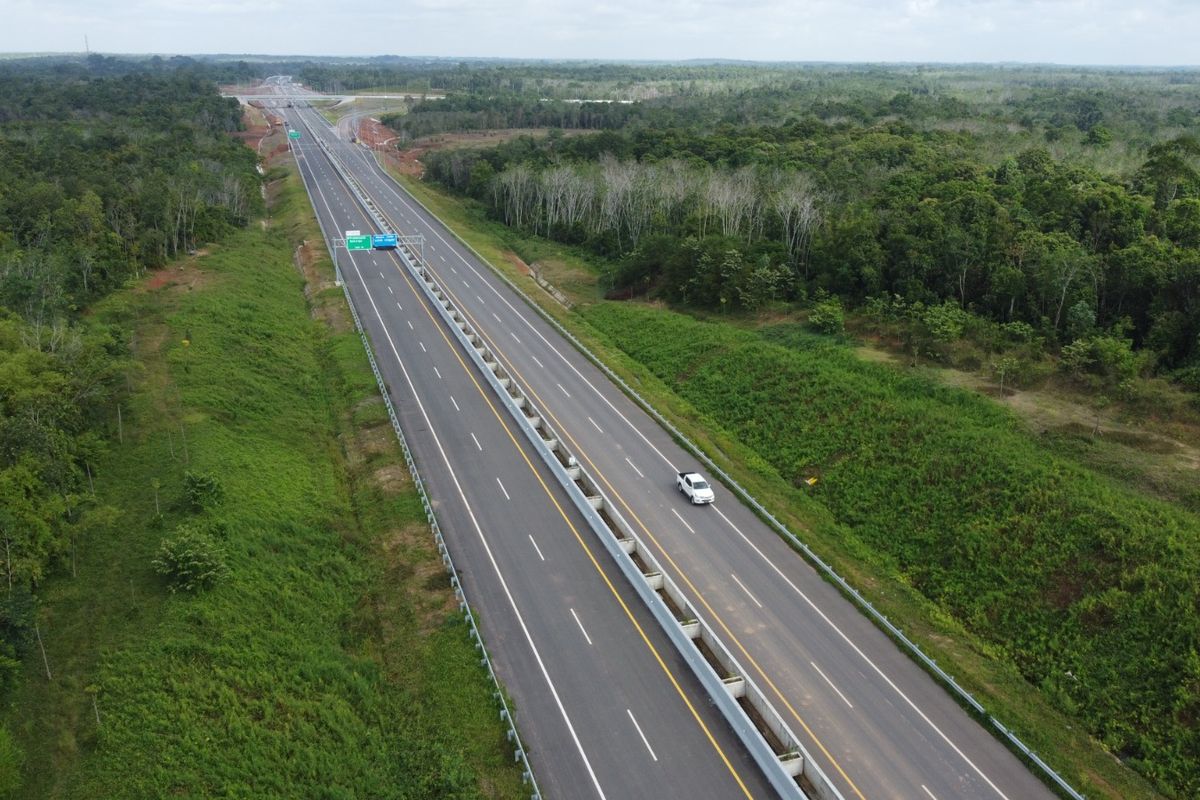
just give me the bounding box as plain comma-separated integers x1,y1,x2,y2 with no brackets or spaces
2,0,1198,66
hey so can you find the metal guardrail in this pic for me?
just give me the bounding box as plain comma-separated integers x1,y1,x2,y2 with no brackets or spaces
396,243,826,800
286,125,543,800
361,150,1088,800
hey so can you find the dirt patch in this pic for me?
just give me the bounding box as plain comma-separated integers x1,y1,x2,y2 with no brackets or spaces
504,252,531,276
379,522,458,636
371,463,411,495
915,357,1200,480
293,239,349,334
138,257,217,296
854,345,902,365
374,127,587,179
231,103,276,155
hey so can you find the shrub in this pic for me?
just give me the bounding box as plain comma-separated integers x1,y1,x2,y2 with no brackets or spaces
1000,320,1038,345
808,296,845,335
183,471,224,512
921,301,971,343
1171,365,1200,393
1061,335,1141,387
152,525,229,594
1060,337,1096,375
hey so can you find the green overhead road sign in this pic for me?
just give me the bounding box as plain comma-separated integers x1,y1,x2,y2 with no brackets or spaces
346,235,372,251
288,129,301,139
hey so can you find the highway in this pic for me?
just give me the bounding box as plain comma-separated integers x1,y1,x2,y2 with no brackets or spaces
276,90,776,799
273,79,1063,800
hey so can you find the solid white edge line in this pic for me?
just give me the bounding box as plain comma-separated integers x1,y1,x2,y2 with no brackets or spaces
299,161,608,799
810,660,855,709
627,709,659,763
730,573,764,609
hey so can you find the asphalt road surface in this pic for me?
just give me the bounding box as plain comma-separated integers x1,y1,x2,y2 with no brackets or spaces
279,81,1061,800
284,104,776,800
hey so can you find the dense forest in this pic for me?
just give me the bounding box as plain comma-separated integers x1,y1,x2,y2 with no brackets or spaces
398,65,1200,797
417,73,1200,388
0,59,258,700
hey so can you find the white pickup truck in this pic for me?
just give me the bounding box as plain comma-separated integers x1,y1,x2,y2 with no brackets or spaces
676,471,715,504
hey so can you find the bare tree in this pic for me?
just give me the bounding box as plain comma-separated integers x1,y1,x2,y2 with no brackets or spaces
705,166,758,239
599,154,634,247
540,165,575,235
494,165,537,230
561,168,596,231
651,159,699,226
773,172,822,276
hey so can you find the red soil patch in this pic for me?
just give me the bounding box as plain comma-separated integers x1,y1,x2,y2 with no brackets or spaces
365,123,587,179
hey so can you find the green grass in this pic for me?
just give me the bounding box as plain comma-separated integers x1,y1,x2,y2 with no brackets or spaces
1,160,524,799
383,174,1183,800
581,305,1198,799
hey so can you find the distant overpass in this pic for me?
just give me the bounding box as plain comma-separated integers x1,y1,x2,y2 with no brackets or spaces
224,93,444,102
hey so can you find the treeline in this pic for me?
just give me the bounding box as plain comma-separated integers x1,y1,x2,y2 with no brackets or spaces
0,63,259,692
0,68,260,318
379,96,678,140
294,59,807,95
423,120,1200,376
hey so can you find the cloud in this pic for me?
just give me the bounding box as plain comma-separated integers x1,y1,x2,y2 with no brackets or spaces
1,0,1197,65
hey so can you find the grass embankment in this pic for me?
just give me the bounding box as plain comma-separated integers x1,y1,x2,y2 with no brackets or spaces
382,173,1185,800
580,306,1197,798
2,157,524,799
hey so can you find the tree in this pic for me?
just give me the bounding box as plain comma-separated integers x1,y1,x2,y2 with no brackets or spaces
152,525,229,594
772,172,821,276
0,461,63,590
1015,231,1096,335
808,296,844,335
183,471,223,512
1137,136,1200,211
992,355,1020,397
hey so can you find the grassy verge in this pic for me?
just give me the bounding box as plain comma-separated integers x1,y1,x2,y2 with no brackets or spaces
1,149,524,799
385,170,1173,800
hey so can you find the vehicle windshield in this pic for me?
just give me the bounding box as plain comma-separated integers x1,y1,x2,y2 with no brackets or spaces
694,481,709,490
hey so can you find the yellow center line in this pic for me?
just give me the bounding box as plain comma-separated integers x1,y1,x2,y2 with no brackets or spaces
381,250,758,799
426,265,870,800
